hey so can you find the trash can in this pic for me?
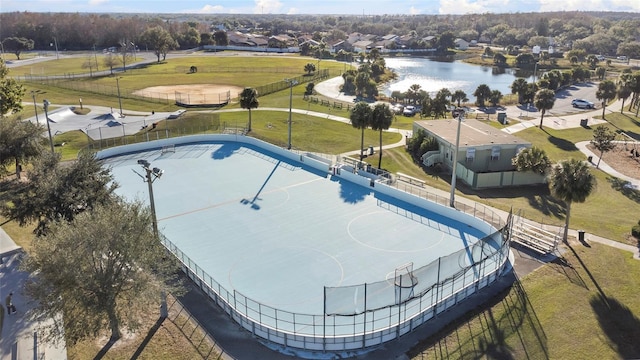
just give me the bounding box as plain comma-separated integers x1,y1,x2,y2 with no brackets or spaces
587,155,593,163
578,230,585,242
580,118,588,127
369,146,374,155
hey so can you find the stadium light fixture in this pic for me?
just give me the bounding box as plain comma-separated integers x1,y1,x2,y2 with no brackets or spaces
42,99,54,153
137,159,162,239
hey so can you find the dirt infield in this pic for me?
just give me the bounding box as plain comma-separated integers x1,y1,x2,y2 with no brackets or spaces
133,84,243,105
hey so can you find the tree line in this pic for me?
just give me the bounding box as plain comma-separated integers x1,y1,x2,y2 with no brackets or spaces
1,11,639,58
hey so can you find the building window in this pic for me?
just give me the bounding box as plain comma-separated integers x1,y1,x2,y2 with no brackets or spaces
491,146,501,160
466,148,475,162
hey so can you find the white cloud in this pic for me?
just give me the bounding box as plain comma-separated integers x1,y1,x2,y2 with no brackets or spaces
254,0,283,14
197,4,225,13
88,0,108,5
287,7,298,14
438,0,492,14
409,6,421,15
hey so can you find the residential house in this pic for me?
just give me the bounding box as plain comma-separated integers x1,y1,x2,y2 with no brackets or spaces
454,38,470,50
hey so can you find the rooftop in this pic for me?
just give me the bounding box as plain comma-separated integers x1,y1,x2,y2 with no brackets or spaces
415,118,530,148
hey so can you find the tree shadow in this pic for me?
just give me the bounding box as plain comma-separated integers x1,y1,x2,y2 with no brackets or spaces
565,242,607,301
338,179,369,204
546,134,579,152
606,176,640,203
590,295,640,359
210,142,240,160
408,273,549,359
461,183,565,219
547,255,589,289
130,317,166,360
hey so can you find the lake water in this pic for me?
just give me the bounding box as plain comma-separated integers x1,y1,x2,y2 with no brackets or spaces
381,57,531,97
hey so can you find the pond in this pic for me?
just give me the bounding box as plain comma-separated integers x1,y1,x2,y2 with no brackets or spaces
381,57,534,97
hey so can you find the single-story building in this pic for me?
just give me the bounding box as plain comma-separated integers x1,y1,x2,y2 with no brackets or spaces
414,118,546,189
454,38,470,50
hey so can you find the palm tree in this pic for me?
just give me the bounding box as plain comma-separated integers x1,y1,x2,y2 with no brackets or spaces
451,90,468,107
489,90,503,107
618,73,633,113
371,103,394,168
239,87,259,132
533,89,556,129
510,78,528,104
406,84,423,105
511,147,552,175
473,84,491,107
350,102,373,160
549,159,596,242
304,63,316,75
596,80,617,119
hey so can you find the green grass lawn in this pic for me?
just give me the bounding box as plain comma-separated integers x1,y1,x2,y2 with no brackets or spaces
409,242,640,359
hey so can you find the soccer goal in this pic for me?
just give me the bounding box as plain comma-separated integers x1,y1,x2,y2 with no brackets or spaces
161,144,176,154
394,262,418,288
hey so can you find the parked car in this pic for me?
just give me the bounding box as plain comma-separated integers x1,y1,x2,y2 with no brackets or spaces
617,55,628,61
571,99,594,109
403,105,416,117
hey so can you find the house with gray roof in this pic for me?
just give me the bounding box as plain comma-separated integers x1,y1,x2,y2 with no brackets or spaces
414,118,545,188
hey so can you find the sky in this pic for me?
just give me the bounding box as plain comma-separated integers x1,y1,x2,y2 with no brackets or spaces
1,0,639,15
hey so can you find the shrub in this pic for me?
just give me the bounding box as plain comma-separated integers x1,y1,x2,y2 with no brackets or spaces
632,220,640,239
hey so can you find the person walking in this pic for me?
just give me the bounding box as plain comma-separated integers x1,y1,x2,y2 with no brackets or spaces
5,292,16,315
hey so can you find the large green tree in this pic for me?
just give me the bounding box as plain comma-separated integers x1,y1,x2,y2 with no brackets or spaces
533,89,556,129
239,87,259,132
22,199,183,345
0,59,25,116
4,150,117,236
0,116,45,179
596,80,617,119
370,103,394,168
549,159,596,242
350,102,372,160
2,37,34,60
139,26,178,62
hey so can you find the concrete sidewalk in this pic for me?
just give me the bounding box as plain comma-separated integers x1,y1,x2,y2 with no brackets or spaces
0,227,67,360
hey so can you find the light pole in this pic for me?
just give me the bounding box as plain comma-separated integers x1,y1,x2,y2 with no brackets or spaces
116,77,123,118
136,159,166,318
31,90,43,125
284,78,298,150
449,109,464,208
137,159,163,240
43,99,54,153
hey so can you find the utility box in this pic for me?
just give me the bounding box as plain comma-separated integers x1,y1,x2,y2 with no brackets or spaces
498,112,507,124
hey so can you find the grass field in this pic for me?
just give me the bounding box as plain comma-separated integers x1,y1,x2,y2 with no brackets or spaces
5,51,640,359
409,241,640,359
